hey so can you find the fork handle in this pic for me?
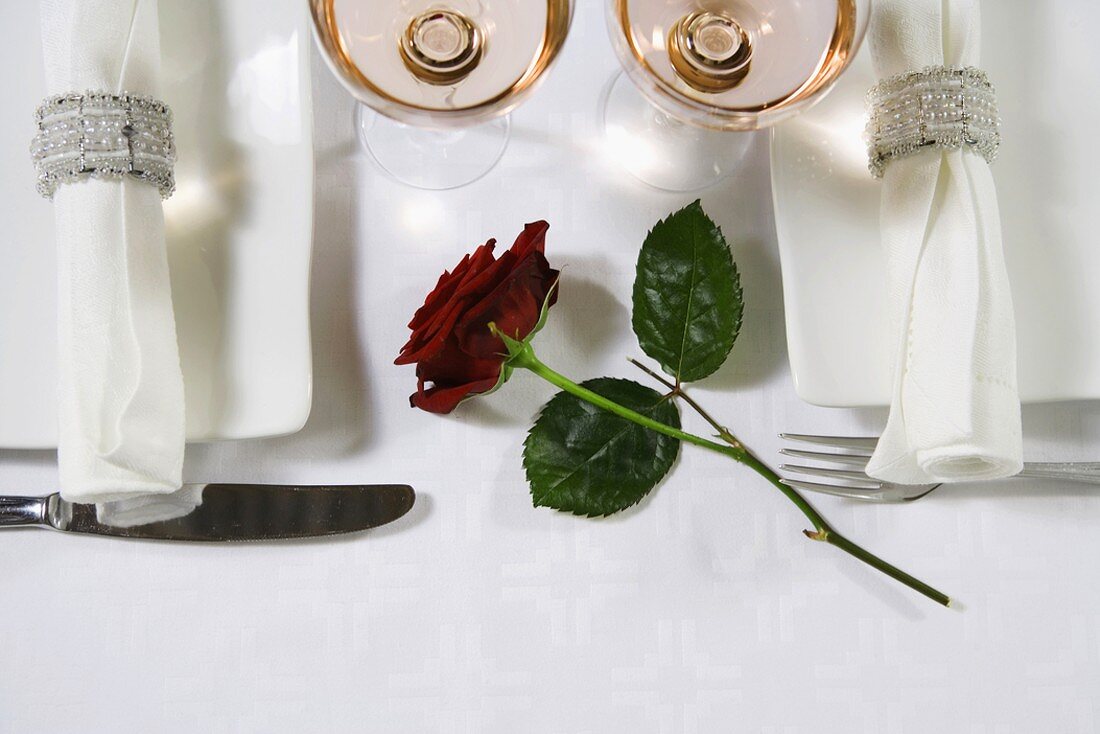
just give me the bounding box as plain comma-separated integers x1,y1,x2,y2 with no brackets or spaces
1019,462,1100,485
0,496,49,528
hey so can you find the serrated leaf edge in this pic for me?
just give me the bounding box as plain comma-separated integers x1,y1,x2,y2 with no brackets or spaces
522,377,682,518
631,200,743,384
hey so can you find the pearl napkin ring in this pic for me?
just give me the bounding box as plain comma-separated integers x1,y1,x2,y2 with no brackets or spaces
30,91,176,200
866,66,1000,179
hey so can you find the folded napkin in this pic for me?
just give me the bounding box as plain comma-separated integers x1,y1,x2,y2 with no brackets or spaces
42,0,186,503
865,0,1023,484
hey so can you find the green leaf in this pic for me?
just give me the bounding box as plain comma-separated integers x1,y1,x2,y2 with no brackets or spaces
523,378,681,517
632,201,743,383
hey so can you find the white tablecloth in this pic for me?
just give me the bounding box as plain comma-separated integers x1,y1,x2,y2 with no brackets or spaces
3,5,1100,732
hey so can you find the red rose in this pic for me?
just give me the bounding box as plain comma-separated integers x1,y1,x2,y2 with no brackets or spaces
395,221,559,413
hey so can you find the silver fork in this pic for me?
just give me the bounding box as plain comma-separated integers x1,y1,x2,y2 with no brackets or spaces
777,434,1100,503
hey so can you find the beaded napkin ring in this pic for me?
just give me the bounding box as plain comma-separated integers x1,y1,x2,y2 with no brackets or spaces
866,66,1000,179
30,91,176,200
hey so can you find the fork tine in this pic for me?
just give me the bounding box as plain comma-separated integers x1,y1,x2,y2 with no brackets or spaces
779,478,892,502
778,448,872,468
779,433,879,452
780,464,884,487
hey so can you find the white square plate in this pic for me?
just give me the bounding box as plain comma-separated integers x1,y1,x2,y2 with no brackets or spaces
0,0,314,448
771,1,1100,408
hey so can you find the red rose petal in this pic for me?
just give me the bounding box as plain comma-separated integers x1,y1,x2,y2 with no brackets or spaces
452,248,515,304
457,249,559,360
407,249,473,331
449,222,546,310
396,241,498,364
396,221,557,414
410,347,503,413
509,221,549,259
415,342,502,384
407,241,495,338
411,374,501,414
395,298,470,366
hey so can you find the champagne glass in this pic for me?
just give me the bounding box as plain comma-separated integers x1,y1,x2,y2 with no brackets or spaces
604,0,870,190
311,0,574,189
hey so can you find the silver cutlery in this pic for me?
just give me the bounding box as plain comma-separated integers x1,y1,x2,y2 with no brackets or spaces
0,483,415,540
777,433,1100,503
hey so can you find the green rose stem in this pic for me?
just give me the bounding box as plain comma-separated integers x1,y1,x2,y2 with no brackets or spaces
502,338,950,608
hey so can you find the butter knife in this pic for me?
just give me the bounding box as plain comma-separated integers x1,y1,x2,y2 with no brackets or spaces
0,483,415,541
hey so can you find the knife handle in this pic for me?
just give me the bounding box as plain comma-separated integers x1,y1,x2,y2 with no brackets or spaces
0,496,48,529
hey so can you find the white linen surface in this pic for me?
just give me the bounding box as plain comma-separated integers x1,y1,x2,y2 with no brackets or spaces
41,0,185,503
5,0,1100,725
865,0,1023,484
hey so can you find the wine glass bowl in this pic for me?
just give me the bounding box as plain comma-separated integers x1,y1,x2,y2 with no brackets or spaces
310,0,574,188
608,0,871,131
602,0,870,191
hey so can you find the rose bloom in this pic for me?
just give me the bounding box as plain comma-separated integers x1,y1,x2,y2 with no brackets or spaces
395,221,559,413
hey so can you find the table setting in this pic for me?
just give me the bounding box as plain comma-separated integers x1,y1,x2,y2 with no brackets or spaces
3,0,1100,731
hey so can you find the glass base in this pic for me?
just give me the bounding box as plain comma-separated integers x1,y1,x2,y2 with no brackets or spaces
600,72,752,192
356,105,510,190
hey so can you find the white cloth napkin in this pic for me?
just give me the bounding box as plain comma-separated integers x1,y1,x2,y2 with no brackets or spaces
865,0,1022,484
42,0,186,504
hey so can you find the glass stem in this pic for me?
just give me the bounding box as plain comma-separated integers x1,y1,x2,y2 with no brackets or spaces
510,345,951,608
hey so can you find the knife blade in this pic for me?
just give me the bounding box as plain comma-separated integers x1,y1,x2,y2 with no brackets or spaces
0,484,415,541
